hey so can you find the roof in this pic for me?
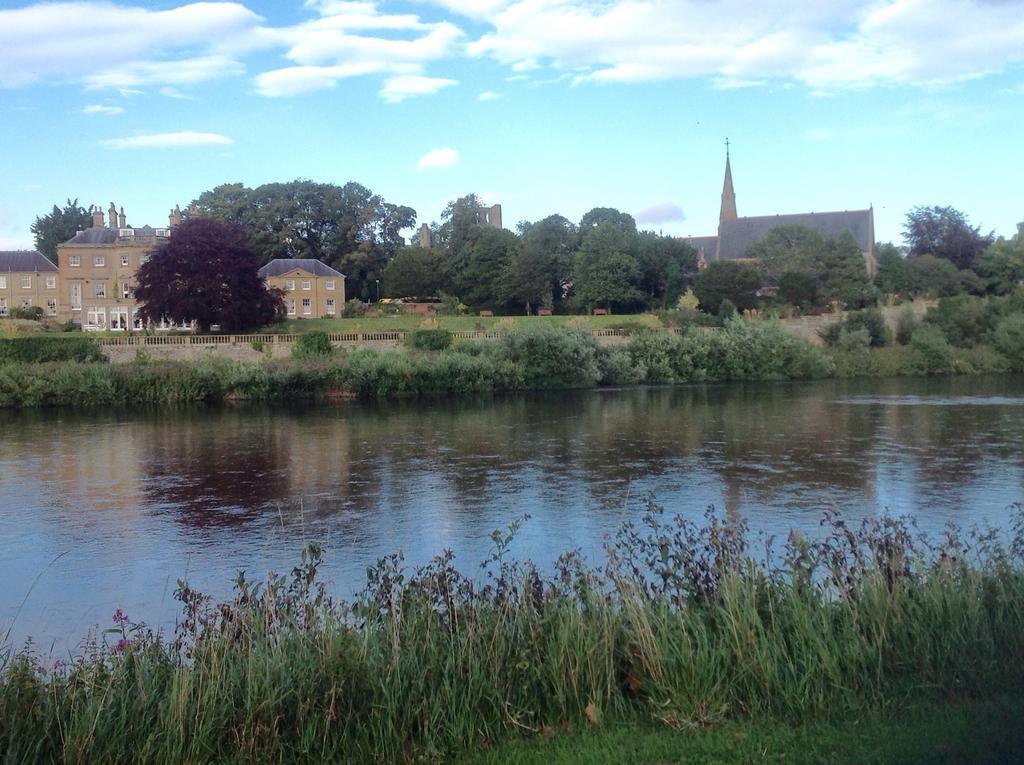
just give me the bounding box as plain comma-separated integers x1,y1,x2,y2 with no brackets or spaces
258,259,344,278
62,225,165,246
716,209,874,261
0,250,58,272
682,235,719,258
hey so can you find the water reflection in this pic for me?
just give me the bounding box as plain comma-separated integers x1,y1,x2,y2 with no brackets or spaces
1,376,1023,647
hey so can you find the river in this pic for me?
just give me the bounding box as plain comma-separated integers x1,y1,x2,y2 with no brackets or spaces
2,375,1023,649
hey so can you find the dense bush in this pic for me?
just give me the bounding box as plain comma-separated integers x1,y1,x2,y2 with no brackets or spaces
993,314,1024,370
820,308,889,348
910,326,954,374
492,325,601,389
2,505,1023,763
407,328,454,351
291,331,333,359
0,335,104,363
924,295,1005,347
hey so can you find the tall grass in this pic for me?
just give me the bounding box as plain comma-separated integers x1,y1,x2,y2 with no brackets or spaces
3,504,1023,763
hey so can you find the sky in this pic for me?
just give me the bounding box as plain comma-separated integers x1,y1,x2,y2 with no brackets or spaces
1,0,1022,251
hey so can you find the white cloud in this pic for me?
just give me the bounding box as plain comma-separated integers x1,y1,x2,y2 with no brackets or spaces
103,131,234,149
84,55,245,90
82,104,124,116
466,0,1024,90
635,202,685,225
380,75,457,102
477,90,500,100
0,2,265,89
417,147,459,170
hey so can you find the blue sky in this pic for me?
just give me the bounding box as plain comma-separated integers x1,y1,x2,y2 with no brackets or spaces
1,0,1022,250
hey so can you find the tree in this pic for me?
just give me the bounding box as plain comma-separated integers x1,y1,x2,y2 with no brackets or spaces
903,205,994,270
134,217,283,332
777,271,819,308
515,214,577,310
873,242,915,297
31,199,91,263
907,254,970,298
692,260,760,314
382,247,449,298
636,232,698,309
747,225,826,288
192,180,415,301
973,221,1024,295
578,207,637,240
459,227,521,310
820,231,877,308
571,222,642,313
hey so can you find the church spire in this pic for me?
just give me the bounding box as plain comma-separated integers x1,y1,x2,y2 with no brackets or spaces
719,138,737,226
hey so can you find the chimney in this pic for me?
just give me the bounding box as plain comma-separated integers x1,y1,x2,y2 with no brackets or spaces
187,202,198,217
169,204,182,228
118,207,126,228
108,202,117,228
91,205,104,228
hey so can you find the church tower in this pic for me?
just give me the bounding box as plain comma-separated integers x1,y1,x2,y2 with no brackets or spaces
719,139,737,226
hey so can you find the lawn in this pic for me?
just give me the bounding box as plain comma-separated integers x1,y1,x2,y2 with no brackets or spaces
277,312,664,334
458,695,1024,765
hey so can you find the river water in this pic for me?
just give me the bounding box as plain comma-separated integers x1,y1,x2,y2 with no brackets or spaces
2,376,1023,649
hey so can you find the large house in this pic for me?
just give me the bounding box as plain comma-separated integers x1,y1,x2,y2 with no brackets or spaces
57,203,183,330
258,259,345,318
685,149,876,276
0,250,59,319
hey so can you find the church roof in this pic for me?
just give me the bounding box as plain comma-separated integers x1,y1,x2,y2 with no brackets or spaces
716,209,874,261
258,259,344,278
683,235,719,258
0,250,58,272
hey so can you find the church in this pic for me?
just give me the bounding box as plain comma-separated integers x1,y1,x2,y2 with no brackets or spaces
686,147,876,276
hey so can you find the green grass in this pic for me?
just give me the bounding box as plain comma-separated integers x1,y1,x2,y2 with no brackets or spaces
278,312,663,334
459,695,1024,764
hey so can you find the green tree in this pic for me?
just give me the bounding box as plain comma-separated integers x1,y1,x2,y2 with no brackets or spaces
874,242,914,296
636,232,698,309
747,225,826,288
193,180,415,301
382,247,448,298
30,199,91,263
459,227,521,310
908,255,971,297
821,231,877,308
571,222,642,313
693,261,761,314
578,207,637,240
973,222,1024,295
514,214,577,310
778,271,819,309
903,205,994,270
134,218,283,332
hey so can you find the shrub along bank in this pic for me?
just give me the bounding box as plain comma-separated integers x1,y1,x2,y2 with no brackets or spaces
2,504,1023,763
0,317,1022,408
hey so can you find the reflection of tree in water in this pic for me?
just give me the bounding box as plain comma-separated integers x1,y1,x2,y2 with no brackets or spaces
141,409,290,528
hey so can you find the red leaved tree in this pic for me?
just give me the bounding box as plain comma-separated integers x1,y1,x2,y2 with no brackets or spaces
134,217,284,332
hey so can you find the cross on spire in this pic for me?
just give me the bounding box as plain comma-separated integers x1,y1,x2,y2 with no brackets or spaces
725,137,730,157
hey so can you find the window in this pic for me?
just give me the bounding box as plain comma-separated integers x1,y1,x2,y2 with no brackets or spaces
46,298,57,316
21,276,31,289
94,256,105,267
70,283,82,311
301,279,311,291
86,307,106,328
0,276,6,289
121,255,129,267
69,255,81,267
45,275,56,289
285,298,295,315
326,298,335,315
118,229,134,238
0,298,6,316
155,228,170,237
94,282,107,299
301,297,311,315
284,279,295,291
122,281,131,299
325,279,335,290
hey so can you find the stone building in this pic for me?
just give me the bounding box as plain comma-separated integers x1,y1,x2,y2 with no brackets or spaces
57,203,182,329
686,148,876,275
257,259,345,318
0,250,59,319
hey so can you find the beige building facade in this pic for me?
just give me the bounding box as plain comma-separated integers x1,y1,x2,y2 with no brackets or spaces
258,259,346,319
0,250,60,319
57,203,184,330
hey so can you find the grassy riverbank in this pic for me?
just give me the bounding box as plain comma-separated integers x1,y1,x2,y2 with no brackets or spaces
1,316,1020,407
2,504,1023,763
